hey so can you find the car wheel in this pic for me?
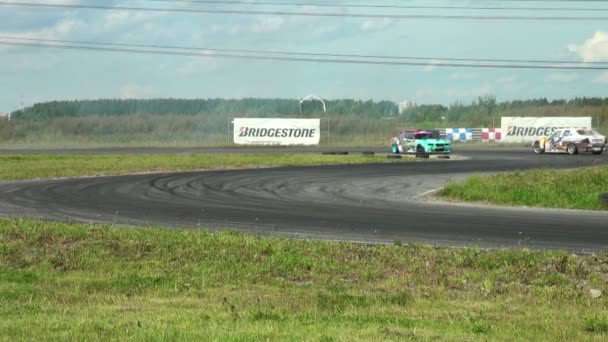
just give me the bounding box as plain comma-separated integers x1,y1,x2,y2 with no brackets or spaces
392,144,399,154
416,145,425,153
566,143,578,155
533,142,544,154
592,150,603,155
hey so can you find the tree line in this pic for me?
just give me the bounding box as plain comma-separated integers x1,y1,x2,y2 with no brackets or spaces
10,96,608,128
10,98,398,121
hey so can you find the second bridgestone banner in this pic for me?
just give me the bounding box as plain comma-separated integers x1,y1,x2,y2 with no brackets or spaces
501,117,592,143
234,118,321,145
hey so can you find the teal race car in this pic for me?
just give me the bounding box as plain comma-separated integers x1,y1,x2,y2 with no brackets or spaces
391,130,452,154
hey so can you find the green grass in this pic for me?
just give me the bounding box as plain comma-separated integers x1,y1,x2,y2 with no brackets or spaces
0,114,405,148
1,218,607,340
440,166,608,211
0,153,410,181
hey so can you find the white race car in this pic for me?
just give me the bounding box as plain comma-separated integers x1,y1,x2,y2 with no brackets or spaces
533,128,607,155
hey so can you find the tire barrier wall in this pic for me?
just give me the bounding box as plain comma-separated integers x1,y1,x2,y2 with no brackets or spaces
435,128,502,142
481,128,502,142
446,128,472,142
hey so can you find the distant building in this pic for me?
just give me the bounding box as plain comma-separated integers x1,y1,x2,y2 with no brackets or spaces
398,100,416,114
0,112,9,120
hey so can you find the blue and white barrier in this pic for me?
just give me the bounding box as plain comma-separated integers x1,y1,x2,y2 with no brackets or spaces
445,128,473,142
435,128,502,142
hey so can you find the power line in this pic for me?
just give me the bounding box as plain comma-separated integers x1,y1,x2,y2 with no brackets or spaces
2,1,608,20
142,0,608,11
2,40,608,70
2,36,605,65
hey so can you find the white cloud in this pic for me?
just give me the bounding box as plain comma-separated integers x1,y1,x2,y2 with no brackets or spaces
471,84,494,96
568,31,608,62
252,17,284,33
593,72,608,83
28,0,79,4
450,72,478,80
103,11,130,30
360,18,392,32
54,18,82,35
119,84,154,99
414,89,432,99
228,25,242,35
10,55,61,71
102,11,166,31
446,84,494,99
496,75,518,84
0,17,84,56
545,73,579,83
176,53,220,74
313,25,339,35
281,7,323,25
423,59,441,72
0,17,84,41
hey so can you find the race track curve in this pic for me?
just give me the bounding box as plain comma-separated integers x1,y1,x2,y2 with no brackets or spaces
0,148,607,252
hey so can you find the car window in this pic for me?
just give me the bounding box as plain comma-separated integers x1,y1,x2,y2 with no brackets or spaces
414,133,432,139
549,130,562,138
563,130,571,137
577,129,596,136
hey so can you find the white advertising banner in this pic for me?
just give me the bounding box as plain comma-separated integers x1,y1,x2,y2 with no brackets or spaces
501,117,592,143
233,118,321,145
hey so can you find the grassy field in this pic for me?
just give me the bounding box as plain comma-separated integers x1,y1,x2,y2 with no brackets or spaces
3,111,604,149
1,218,607,340
440,166,608,211
0,114,403,148
0,153,411,181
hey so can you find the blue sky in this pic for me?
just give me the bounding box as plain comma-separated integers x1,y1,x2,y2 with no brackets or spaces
1,0,607,113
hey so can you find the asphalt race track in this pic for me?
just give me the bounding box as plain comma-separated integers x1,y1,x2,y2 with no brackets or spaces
0,148,607,252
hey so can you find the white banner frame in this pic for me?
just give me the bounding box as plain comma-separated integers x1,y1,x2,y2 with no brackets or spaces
501,117,592,143
233,118,321,145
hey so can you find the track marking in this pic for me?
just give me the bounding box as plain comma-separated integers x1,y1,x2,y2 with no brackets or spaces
412,187,442,199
